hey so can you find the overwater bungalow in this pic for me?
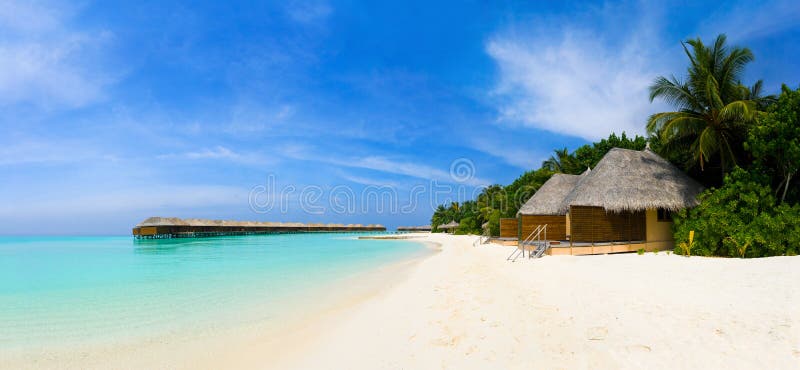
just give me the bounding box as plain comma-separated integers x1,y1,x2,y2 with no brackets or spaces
132,217,386,239
515,146,703,256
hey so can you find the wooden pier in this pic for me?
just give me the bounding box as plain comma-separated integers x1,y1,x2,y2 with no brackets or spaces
396,225,432,232
132,217,386,239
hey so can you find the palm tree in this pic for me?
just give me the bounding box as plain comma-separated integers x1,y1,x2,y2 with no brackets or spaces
542,148,570,173
647,34,762,174
743,80,777,110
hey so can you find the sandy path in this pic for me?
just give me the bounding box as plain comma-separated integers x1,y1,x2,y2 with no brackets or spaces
275,233,800,369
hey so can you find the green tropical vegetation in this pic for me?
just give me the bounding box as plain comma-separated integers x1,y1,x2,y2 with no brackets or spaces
673,168,800,257
646,35,771,181
745,85,800,204
672,85,800,257
431,34,799,257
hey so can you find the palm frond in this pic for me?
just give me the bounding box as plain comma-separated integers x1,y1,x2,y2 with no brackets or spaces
718,47,754,101
693,126,722,170
717,130,738,169
647,111,704,135
718,100,755,124
649,75,702,111
750,79,763,97
660,113,706,139
710,34,729,76
647,111,680,133
705,74,724,110
681,40,700,71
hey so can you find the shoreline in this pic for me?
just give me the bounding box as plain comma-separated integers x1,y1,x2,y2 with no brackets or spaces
221,238,442,369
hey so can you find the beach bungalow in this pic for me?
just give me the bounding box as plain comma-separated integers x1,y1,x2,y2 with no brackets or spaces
438,221,459,234
517,146,703,256
516,170,589,241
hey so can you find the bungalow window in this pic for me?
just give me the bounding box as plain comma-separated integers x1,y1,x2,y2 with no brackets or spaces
657,209,672,222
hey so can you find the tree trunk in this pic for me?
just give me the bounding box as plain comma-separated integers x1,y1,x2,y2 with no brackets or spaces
775,178,786,197
781,172,793,204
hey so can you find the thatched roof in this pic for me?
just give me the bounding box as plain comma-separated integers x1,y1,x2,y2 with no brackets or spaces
136,217,188,227
517,173,584,216
134,217,387,231
397,225,432,231
559,148,704,213
184,218,215,227
439,221,459,229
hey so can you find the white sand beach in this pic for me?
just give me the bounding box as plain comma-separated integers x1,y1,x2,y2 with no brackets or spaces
265,233,800,369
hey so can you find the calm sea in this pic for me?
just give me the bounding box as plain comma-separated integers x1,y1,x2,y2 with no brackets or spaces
0,233,428,351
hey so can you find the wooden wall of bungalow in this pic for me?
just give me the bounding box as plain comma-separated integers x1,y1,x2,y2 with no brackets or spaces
519,215,568,241
500,215,568,240
542,207,674,256
499,218,518,238
506,208,660,246
568,206,645,243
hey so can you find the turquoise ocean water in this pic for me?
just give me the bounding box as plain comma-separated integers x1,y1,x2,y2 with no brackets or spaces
0,233,428,351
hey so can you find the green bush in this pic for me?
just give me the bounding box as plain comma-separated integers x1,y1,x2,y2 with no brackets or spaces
488,210,501,237
637,248,645,255
455,216,478,235
673,168,800,257
746,85,800,205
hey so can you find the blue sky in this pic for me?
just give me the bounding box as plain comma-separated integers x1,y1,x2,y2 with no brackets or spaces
2,0,799,234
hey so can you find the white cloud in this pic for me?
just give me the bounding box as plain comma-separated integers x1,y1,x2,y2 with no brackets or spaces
345,156,492,187
0,1,115,108
279,144,491,187
183,146,239,160
156,146,277,166
0,1,62,33
486,12,669,141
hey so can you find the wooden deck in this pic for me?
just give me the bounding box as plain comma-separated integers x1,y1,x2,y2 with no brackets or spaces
491,239,674,256
487,237,519,246
546,240,673,256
